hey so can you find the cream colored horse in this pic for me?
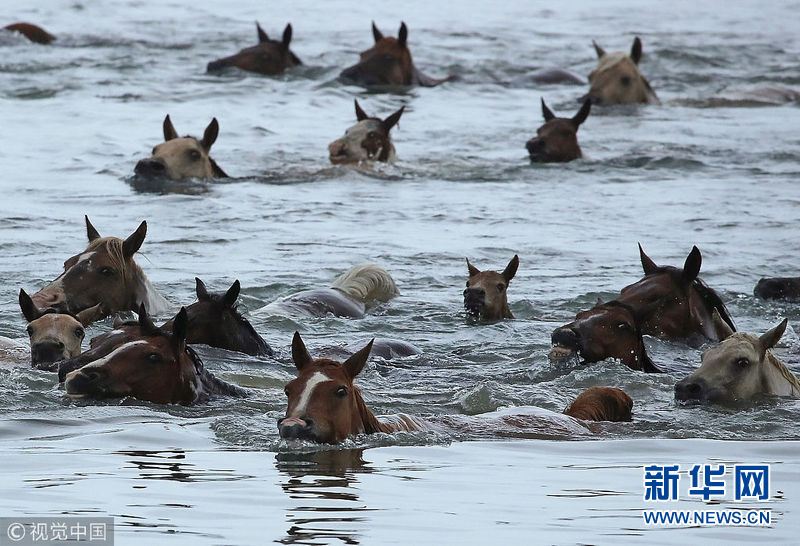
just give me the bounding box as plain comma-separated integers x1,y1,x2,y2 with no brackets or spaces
675,310,800,403
586,37,659,105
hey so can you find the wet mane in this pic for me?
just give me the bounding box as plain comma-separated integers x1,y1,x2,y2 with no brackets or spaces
330,264,399,304
767,351,800,394
353,385,391,434
87,236,139,290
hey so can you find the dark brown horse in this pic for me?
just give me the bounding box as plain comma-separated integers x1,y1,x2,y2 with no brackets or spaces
526,98,591,163
339,21,453,87
207,22,301,75
64,306,247,404
32,216,171,318
3,23,55,44
464,255,519,320
754,277,800,301
328,100,404,164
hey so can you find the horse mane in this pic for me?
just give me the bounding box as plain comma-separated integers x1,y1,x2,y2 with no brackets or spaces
649,265,736,332
767,351,800,395
330,264,399,304
353,386,391,434
185,345,249,400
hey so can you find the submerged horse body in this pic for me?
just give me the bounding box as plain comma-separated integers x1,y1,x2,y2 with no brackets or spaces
3,23,55,44
328,100,404,164
207,22,301,75
585,37,658,105
32,216,170,318
526,98,591,163
754,276,800,301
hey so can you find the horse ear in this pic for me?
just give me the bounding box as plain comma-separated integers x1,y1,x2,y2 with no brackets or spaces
638,242,658,275
201,118,219,151
383,106,404,132
541,98,556,122
398,22,408,48
195,277,210,301
344,339,373,379
466,258,480,277
19,289,43,322
171,307,188,351
122,220,147,258
503,255,519,283
282,23,292,48
354,99,368,121
372,21,383,43
759,318,788,355
223,280,241,308
163,115,178,141
76,302,105,326
592,40,606,58
712,308,734,341
256,22,269,43
291,331,312,371
85,215,101,242
682,246,702,283
572,98,591,128
630,36,643,65
138,303,160,336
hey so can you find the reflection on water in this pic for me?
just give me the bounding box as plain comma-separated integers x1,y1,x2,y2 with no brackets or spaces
117,449,254,483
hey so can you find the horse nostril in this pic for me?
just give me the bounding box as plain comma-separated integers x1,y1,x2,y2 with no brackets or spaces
56,341,65,350
687,383,701,395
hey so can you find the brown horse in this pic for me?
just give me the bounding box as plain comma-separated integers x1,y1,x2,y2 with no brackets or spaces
134,115,228,180
32,216,171,318
464,255,519,320
339,21,453,87
584,37,658,105
550,300,662,372
754,277,800,301
207,22,301,75
563,386,633,421
18,289,104,370
3,23,55,44
64,305,247,404
675,310,800,404
328,100,404,164
526,98,591,162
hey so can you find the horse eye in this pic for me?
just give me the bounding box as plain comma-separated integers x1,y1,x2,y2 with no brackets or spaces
74,327,85,338
496,283,505,292
736,357,750,368
367,132,377,139
26,325,33,336
620,75,632,86
151,147,157,155
465,281,470,287
617,322,631,330
189,150,201,160
148,353,162,363
335,386,347,398
284,386,290,397
99,267,115,276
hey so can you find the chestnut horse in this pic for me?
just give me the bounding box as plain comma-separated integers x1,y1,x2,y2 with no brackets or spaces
32,216,170,318
550,300,661,372
754,277,800,301
563,386,633,421
584,37,658,105
329,100,404,164
526,98,591,163
207,22,301,75
3,23,55,44
464,255,519,320
134,115,228,180
259,264,399,318
675,310,800,404
64,306,247,404
339,21,453,87
18,289,104,370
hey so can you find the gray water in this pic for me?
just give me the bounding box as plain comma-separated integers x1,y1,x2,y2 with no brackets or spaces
1,0,799,543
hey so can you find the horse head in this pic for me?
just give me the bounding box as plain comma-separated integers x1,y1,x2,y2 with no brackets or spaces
585,37,658,105
526,98,591,163
329,99,404,164
463,255,519,321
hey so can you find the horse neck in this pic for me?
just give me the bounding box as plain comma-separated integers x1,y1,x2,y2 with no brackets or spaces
188,347,248,401
352,387,391,435
130,268,171,315
764,351,800,397
502,300,513,319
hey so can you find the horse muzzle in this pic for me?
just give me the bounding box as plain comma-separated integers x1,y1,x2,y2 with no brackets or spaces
64,368,108,398
463,289,485,317
31,340,68,368
550,326,582,360
328,140,352,164
134,158,169,177
674,377,713,404
526,138,547,162
278,416,316,440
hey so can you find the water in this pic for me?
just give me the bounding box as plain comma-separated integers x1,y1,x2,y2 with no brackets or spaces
1,0,799,543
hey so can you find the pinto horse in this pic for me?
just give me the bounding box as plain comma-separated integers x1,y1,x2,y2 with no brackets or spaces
675,310,800,404
134,115,228,180
584,37,658,105
64,305,247,404
464,255,519,320
207,22,301,75
3,23,55,44
328,100,404,164
339,21,453,87
32,216,170,318
754,277,800,301
259,264,398,318
526,98,591,163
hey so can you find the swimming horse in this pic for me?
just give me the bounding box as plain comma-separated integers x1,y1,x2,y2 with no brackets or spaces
207,22,301,75
3,23,55,44
31,216,170,318
584,37,659,105
526,98,591,163
675,310,800,404
134,115,228,180
64,305,247,404
328,99,405,164
463,255,519,321
339,21,454,87
754,276,800,301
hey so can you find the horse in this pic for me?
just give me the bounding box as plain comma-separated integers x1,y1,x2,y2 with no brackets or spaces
584,37,659,105
279,333,634,443
31,216,170,318
754,277,800,301
134,115,228,180
463,255,519,320
259,264,398,318
207,22,301,75
63,305,247,404
550,300,662,372
526,98,591,163
675,310,800,404
328,100,404,164
3,23,55,44
339,21,453,87
563,386,633,421
18,289,104,370
161,277,273,356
